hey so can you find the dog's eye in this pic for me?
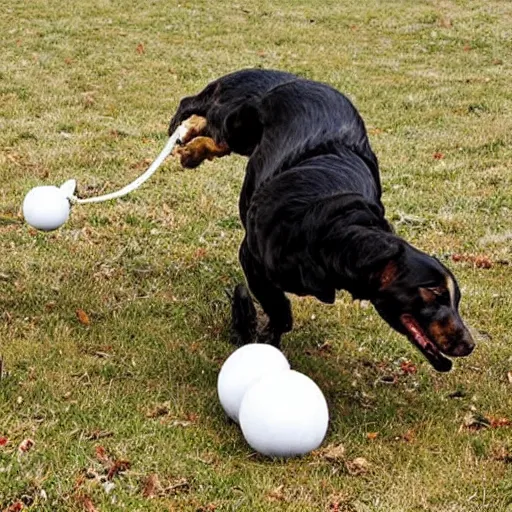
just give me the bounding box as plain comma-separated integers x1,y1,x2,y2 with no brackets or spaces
419,286,447,303
426,286,444,296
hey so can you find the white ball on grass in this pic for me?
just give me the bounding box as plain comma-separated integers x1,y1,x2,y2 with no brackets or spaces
239,369,329,458
22,186,70,231
217,343,290,424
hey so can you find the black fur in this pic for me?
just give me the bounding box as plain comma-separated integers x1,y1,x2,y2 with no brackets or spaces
169,69,475,372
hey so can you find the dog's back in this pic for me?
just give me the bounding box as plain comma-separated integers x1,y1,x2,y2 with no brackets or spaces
256,80,377,179
238,79,382,222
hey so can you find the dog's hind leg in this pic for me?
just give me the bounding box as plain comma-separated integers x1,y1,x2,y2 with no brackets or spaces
239,239,293,347
171,115,231,168
174,136,231,169
229,283,258,345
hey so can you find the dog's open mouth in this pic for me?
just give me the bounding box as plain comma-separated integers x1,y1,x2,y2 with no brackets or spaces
400,314,452,372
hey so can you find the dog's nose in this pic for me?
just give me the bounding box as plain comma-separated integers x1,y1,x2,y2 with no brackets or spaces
451,342,474,357
450,330,475,357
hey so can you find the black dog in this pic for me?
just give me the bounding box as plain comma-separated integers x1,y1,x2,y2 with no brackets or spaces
169,69,475,372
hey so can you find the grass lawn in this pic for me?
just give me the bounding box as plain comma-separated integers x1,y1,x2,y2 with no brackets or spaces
1,0,512,510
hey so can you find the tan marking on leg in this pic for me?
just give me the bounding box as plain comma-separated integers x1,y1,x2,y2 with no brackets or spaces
174,136,231,168
181,115,208,143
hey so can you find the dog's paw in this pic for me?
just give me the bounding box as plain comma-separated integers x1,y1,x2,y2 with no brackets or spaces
174,137,231,169
174,144,205,169
256,322,282,348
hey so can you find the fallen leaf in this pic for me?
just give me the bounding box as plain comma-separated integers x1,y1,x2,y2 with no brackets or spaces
0,437,8,447
345,457,370,475
433,152,445,160
492,445,512,463
142,476,190,498
107,459,131,480
45,301,57,312
328,493,355,512
401,429,416,443
79,495,98,512
462,412,490,431
185,412,198,422
4,502,24,512
474,256,492,269
196,505,216,512
488,416,512,429
267,485,285,502
146,403,170,418
76,309,91,326
130,158,153,171
136,43,145,54
451,253,493,269
366,432,379,441
94,445,110,465
142,473,162,498
18,438,35,453
318,341,333,353
318,443,346,462
400,360,417,375
193,247,208,260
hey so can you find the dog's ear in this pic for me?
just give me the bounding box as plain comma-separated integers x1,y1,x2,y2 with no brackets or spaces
375,259,400,290
223,101,263,155
333,228,404,294
349,229,402,271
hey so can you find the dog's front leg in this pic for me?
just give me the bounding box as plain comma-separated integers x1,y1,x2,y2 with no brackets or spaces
239,239,293,347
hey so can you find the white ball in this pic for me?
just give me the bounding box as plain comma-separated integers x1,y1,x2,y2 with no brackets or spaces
23,186,71,231
217,344,290,423
239,370,329,458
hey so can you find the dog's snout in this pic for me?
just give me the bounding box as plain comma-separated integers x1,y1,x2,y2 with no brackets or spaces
450,340,474,357
450,330,475,357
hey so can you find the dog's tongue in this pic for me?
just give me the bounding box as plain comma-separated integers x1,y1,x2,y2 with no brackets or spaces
400,314,452,372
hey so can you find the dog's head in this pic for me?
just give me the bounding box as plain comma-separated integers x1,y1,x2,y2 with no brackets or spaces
368,243,474,372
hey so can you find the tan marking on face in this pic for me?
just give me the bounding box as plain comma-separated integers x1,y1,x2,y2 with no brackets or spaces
446,275,456,310
429,318,458,351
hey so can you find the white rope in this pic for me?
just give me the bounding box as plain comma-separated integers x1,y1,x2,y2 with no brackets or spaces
68,124,188,205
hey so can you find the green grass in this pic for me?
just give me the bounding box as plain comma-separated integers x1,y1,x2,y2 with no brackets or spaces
1,0,512,510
